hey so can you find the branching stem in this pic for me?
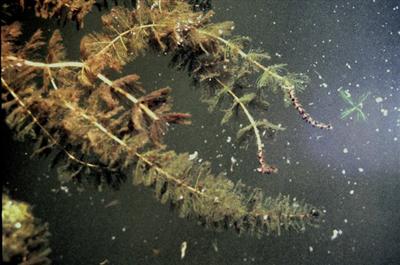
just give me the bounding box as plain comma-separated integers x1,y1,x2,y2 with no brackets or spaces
96,23,166,56
198,30,332,130
198,31,288,83
215,79,277,174
2,78,311,226
1,78,100,169
62,96,206,198
5,56,160,121
215,79,263,152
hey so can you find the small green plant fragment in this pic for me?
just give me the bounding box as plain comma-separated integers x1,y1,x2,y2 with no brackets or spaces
2,194,51,264
339,88,370,121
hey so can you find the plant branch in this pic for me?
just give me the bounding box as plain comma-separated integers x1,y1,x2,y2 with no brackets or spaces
2,78,100,169
215,79,277,174
61,97,206,198
5,55,160,121
96,23,166,57
198,30,333,130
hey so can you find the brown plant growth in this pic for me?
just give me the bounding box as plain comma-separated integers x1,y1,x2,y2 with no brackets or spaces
1,0,329,244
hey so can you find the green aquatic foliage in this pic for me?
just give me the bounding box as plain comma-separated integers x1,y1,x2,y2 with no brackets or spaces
237,120,285,143
1,0,324,238
339,88,370,121
2,194,51,265
133,150,319,236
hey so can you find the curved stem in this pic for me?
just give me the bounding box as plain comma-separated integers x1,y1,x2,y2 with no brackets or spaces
198,30,332,130
61,97,206,198
5,56,160,121
96,23,166,56
216,79,277,174
216,79,263,152
2,78,100,169
2,78,312,229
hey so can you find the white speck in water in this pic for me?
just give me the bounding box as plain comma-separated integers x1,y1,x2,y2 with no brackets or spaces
343,148,348,154
375,97,383,103
212,240,219,252
188,151,198,161
226,136,232,143
349,190,354,195
358,168,364,173
309,246,314,252
331,229,343,240
15,222,22,229
180,241,187,259
341,169,346,175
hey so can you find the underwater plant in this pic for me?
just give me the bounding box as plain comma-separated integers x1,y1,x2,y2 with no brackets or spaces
339,88,370,121
2,194,51,265
1,0,330,240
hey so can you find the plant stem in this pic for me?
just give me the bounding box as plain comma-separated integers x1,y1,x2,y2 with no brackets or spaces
96,23,166,56
5,56,160,121
198,30,332,130
215,79,277,174
61,98,206,197
1,78,100,169
215,79,263,152
2,78,311,228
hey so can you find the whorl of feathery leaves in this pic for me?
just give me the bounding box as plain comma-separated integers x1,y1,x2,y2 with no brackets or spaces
256,64,288,92
1,1,323,237
2,26,190,187
133,150,320,236
80,1,214,74
237,120,285,143
9,0,210,28
246,49,271,64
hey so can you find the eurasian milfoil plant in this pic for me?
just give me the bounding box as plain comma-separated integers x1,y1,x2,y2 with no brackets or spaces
1,0,331,244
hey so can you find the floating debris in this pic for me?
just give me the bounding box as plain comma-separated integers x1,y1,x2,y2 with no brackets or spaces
230,156,237,172
188,151,198,161
104,200,119,208
331,229,343,240
152,248,161,257
180,241,187,259
339,88,370,121
99,259,109,265
212,239,219,252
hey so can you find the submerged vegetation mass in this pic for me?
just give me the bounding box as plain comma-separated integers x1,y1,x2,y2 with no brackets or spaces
2,0,332,259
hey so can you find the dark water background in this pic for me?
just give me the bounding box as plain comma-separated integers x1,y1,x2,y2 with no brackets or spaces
2,1,400,264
